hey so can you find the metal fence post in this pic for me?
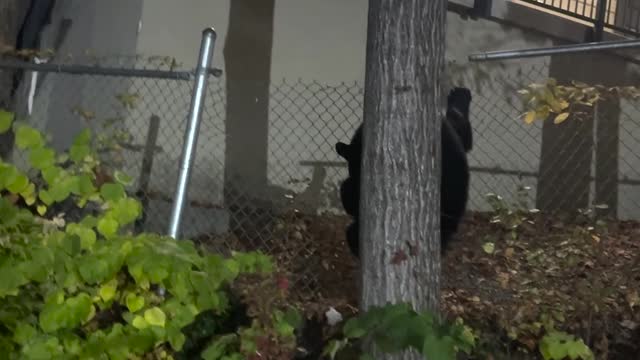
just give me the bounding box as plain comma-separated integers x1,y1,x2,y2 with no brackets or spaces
168,27,217,239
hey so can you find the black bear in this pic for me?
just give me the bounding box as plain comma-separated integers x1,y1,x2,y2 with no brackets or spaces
446,87,473,153
336,87,473,258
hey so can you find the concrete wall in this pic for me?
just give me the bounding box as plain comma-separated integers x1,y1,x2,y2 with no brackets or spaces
127,0,560,237
16,0,640,237
23,0,143,149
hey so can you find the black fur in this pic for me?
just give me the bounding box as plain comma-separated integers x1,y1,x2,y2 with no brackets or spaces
446,87,473,153
336,87,473,258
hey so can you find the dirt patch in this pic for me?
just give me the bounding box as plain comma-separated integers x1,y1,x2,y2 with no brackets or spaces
198,210,640,359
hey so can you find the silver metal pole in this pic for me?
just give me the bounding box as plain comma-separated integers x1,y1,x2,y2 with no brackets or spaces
168,27,217,239
469,38,640,62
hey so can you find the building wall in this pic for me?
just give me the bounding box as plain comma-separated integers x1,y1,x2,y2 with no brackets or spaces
130,0,561,237
16,0,640,237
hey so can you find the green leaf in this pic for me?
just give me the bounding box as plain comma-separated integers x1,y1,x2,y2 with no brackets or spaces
201,334,238,360
48,180,72,203
20,183,37,205
77,256,110,284
110,198,141,225
69,144,91,163
40,166,62,187
168,326,186,351
38,190,54,206
132,315,148,329
144,307,166,327
13,323,38,345
97,217,119,238
343,318,368,339
0,109,13,134
76,174,97,197
99,278,118,302
422,333,456,360
6,173,29,194
113,170,134,186
15,125,44,150
72,128,92,146
100,183,126,202
126,293,145,313
22,336,63,359
29,147,56,170
39,293,92,332
482,242,495,254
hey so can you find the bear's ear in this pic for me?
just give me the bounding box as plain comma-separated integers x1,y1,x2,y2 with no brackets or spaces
336,142,350,159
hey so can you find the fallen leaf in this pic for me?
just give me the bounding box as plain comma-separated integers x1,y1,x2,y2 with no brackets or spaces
554,112,570,124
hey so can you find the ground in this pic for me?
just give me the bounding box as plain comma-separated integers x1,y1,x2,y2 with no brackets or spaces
203,208,640,359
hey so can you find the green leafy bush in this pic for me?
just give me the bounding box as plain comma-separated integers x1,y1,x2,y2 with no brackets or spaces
324,303,476,359
0,115,299,359
539,330,594,360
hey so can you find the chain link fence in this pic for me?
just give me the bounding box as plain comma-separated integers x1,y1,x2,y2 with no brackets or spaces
2,53,640,300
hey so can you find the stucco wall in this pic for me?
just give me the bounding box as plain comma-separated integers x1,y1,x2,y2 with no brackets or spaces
16,0,640,238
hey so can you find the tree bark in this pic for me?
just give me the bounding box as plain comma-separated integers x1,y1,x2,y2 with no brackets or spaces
360,0,446,358
0,0,31,158
222,0,274,246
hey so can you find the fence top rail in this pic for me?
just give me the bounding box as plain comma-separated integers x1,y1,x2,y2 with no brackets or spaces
469,38,640,61
0,59,223,80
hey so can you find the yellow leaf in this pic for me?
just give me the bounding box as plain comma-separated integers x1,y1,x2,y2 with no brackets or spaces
37,205,47,216
558,99,569,110
572,81,589,88
554,112,570,124
537,105,551,119
523,111,536,124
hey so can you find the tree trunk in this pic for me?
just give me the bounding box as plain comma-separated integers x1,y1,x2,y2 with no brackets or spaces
222,0,274,247
0,0,31,158
360,0,446,358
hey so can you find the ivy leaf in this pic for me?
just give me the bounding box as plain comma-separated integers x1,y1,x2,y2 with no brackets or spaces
201,334,239,360
0,109,13,134
15,125,44,150
29,147,56,170
69,144,91,163
110,198,141,225
113,170,134,186
422,333,456,360
126,293,145,313
99,278,118,302
13,323,38,345
144,307,166,328
39,189,54,206
76,174,97,197
168,326,186,351
132,315,148,329
72,128,92,146
20,183,36,205
100,183,126,202
97,217,119,238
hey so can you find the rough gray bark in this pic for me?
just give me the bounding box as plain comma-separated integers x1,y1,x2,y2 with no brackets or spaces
222,0,275,245
360,0,446,358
